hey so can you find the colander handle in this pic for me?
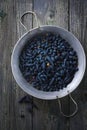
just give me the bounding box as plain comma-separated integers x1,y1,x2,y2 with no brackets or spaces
56,91,78,117
20,11,40,32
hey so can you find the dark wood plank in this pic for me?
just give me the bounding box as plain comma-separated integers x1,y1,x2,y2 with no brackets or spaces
33,0,70,130
15,1,33,130
0,0,33,130
69,0,87,129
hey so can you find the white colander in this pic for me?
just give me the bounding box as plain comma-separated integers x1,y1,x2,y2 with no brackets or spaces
11,11,86,117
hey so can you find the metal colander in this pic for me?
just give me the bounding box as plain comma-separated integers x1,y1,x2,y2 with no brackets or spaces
11,11,86,117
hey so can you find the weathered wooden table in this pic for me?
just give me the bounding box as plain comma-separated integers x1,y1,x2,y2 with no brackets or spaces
0,0,87,130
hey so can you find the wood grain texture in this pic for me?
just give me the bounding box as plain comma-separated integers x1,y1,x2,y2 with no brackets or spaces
0,0,87,130
0,0,33,130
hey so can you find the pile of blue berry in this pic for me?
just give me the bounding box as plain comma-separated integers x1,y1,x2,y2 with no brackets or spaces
19,32,78,91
